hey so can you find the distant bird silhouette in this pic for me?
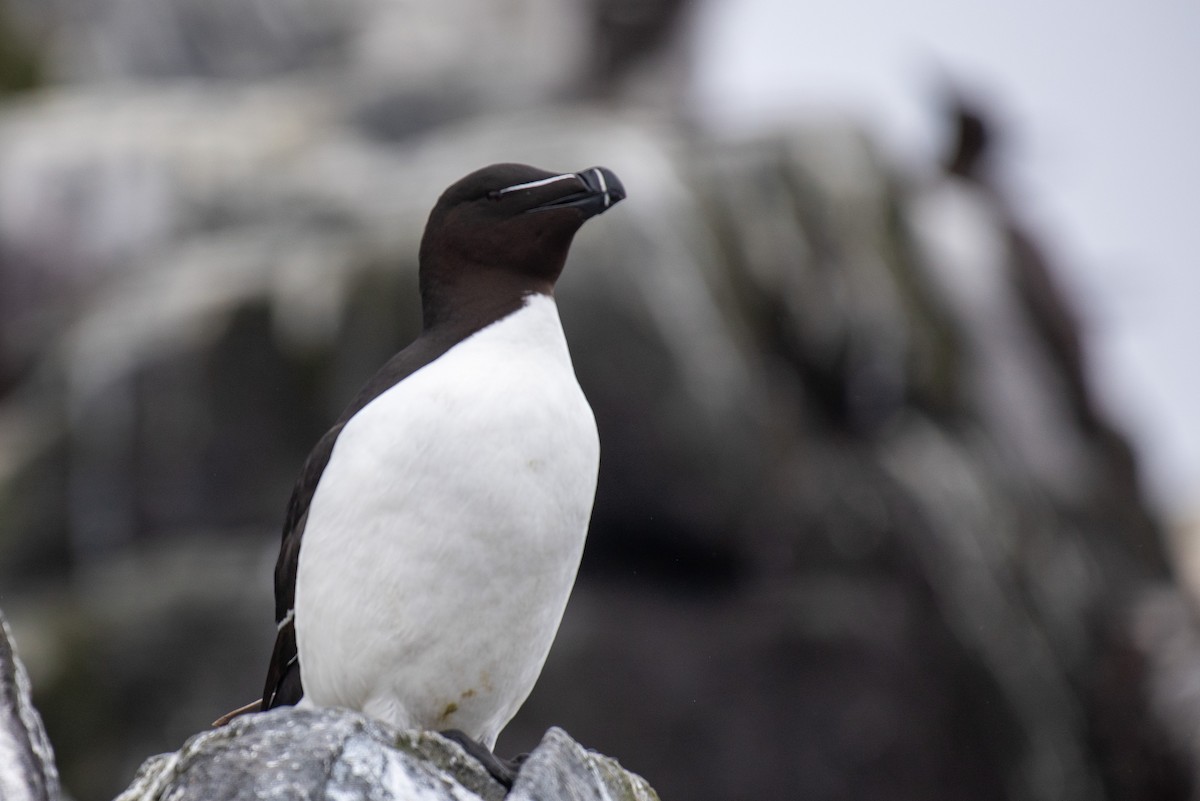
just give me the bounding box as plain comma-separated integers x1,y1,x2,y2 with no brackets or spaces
942,96,992,181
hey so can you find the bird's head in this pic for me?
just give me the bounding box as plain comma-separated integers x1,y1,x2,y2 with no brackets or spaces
418,163,625,329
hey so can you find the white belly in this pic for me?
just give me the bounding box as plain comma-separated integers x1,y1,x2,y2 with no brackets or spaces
293,295,599,747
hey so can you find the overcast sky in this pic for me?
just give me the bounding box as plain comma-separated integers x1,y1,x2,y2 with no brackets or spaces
691,0,1200,519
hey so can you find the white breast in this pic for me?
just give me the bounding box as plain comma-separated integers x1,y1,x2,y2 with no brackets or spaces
293,293,599,747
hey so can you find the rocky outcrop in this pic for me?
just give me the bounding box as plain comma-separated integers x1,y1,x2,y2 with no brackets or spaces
116,710,657,801
0,611,60,801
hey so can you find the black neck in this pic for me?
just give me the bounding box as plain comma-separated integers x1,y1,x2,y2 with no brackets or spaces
420,263,552,337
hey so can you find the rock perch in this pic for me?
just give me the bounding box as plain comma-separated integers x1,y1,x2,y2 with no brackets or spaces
116,708,658,801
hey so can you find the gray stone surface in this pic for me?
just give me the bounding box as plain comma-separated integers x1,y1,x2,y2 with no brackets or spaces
509,728,658,801
0,611,60,801
114,708,655,801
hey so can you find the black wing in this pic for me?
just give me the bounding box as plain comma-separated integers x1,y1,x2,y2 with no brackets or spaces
261,425,342,709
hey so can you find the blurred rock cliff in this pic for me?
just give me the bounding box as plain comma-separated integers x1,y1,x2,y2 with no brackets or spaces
0,1,1198,800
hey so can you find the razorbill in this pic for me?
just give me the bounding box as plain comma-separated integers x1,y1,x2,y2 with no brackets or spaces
217,163,624,779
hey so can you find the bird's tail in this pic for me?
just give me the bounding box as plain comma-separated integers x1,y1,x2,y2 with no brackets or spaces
212,699,263,727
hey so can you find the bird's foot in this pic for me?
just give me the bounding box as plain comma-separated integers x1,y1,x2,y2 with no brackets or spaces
440,729,527,788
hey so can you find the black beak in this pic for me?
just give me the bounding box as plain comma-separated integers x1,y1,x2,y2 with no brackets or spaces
527,167,626,218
